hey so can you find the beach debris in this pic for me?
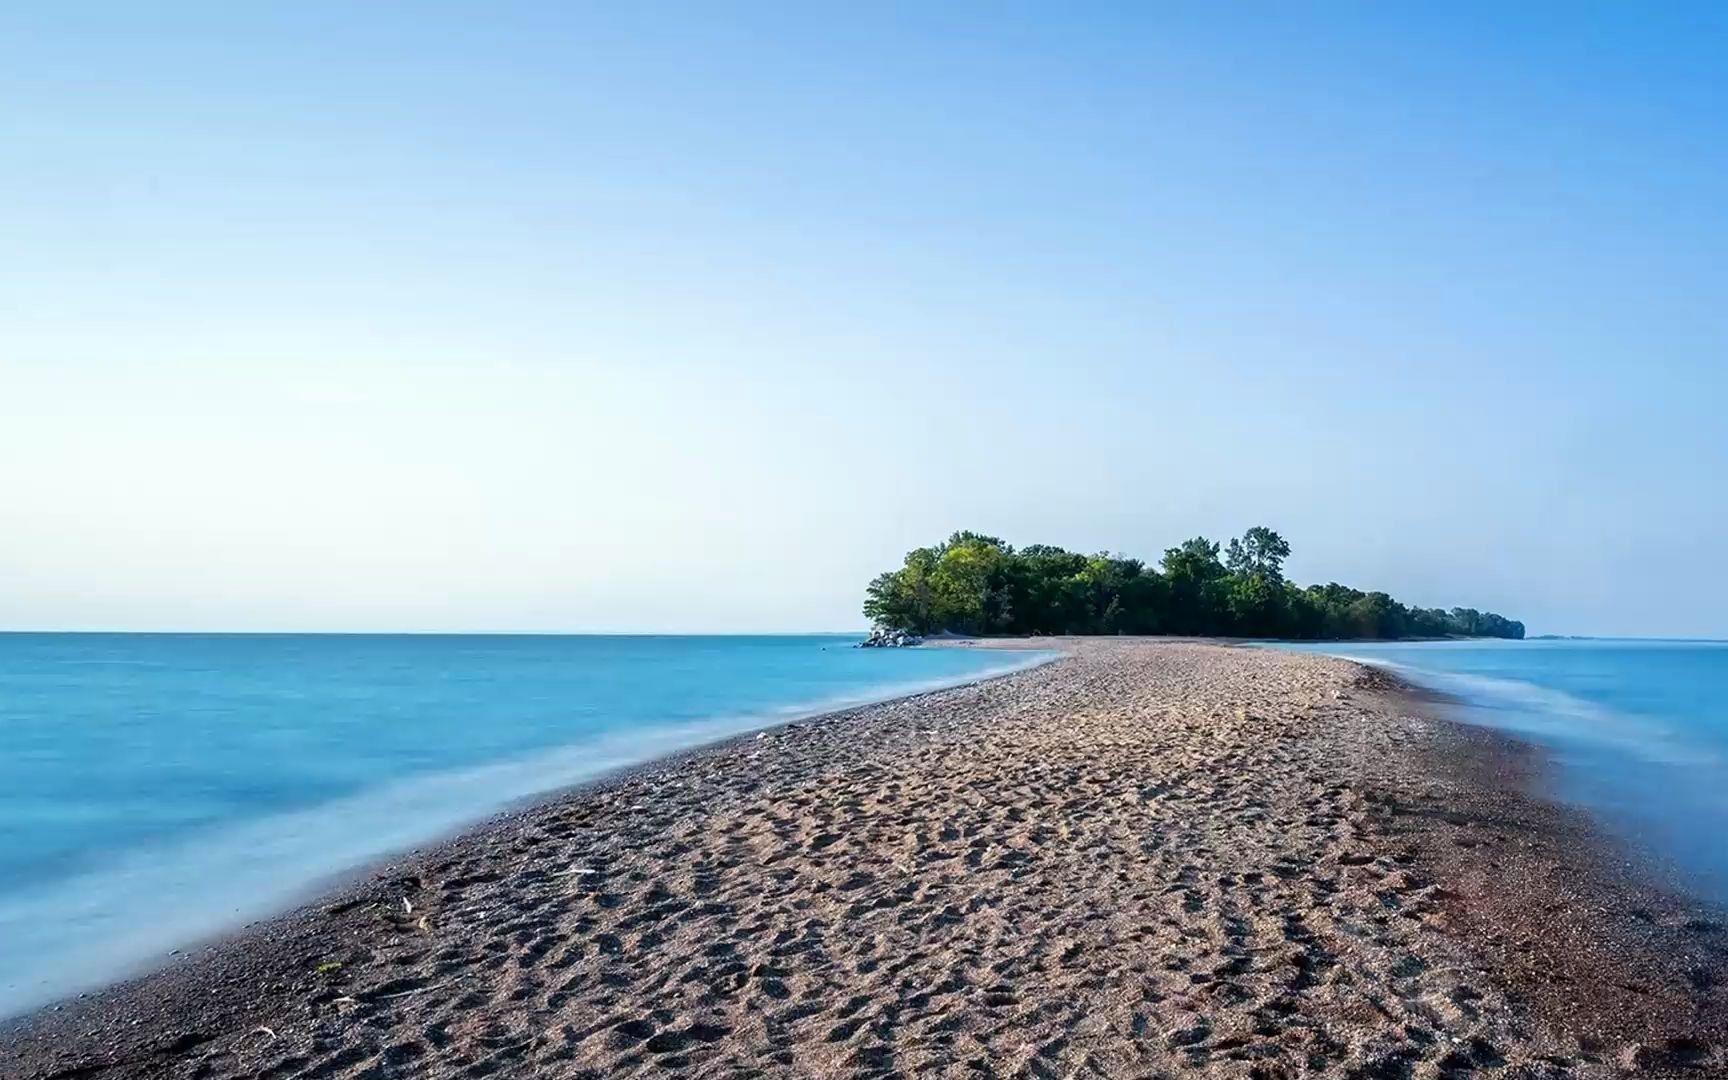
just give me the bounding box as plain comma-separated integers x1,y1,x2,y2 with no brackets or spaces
314,961,343,975
252,1026,277,1041
400,897,413,915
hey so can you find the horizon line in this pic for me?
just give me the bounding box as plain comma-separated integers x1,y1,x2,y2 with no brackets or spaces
2,629,1725,643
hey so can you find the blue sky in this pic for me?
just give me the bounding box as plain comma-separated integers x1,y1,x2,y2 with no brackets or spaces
3,4,1725,635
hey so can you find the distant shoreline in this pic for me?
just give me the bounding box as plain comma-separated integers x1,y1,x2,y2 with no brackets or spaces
5,640,1723,1077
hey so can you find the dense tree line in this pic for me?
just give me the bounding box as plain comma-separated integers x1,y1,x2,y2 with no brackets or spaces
862,529,1524,641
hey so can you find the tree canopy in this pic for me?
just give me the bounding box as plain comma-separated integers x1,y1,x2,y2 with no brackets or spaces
863,529,1525,641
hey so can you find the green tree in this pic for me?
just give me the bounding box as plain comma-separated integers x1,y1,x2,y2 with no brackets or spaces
928,535,999,634
1221,527,1293,634
861,528,1523,641
1160,537,1227,635
1225,526,1291,583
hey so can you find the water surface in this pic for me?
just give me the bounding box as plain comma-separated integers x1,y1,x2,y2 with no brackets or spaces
0,633,1048,1017
1281,638,1728,903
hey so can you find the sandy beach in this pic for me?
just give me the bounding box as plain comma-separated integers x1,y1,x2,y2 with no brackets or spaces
5,640,1725,1078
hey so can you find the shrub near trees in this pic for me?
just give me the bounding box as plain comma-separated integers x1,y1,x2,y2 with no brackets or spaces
862,529,1525,641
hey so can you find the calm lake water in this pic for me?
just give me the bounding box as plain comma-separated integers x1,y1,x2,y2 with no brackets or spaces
1281,638,1728,905
0,633,1049,1017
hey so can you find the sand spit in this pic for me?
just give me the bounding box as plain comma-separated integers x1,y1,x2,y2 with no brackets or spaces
4,641,1724,1078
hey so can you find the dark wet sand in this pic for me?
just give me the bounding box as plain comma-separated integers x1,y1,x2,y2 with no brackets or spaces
4,640,1725,1078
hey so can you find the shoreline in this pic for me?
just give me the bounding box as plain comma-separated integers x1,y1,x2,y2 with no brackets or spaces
1333,663,1728,1072
0,646,1061,1027
5,640,1724,1077
1321,660,1728,1061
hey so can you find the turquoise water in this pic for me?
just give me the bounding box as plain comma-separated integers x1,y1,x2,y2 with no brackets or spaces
1280,639,1728,904
0,633,1049,1017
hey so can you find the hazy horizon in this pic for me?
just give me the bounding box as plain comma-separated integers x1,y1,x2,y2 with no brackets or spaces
5,5,1726,638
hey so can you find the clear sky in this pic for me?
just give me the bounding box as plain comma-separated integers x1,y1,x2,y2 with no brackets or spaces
3,4,1725,636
